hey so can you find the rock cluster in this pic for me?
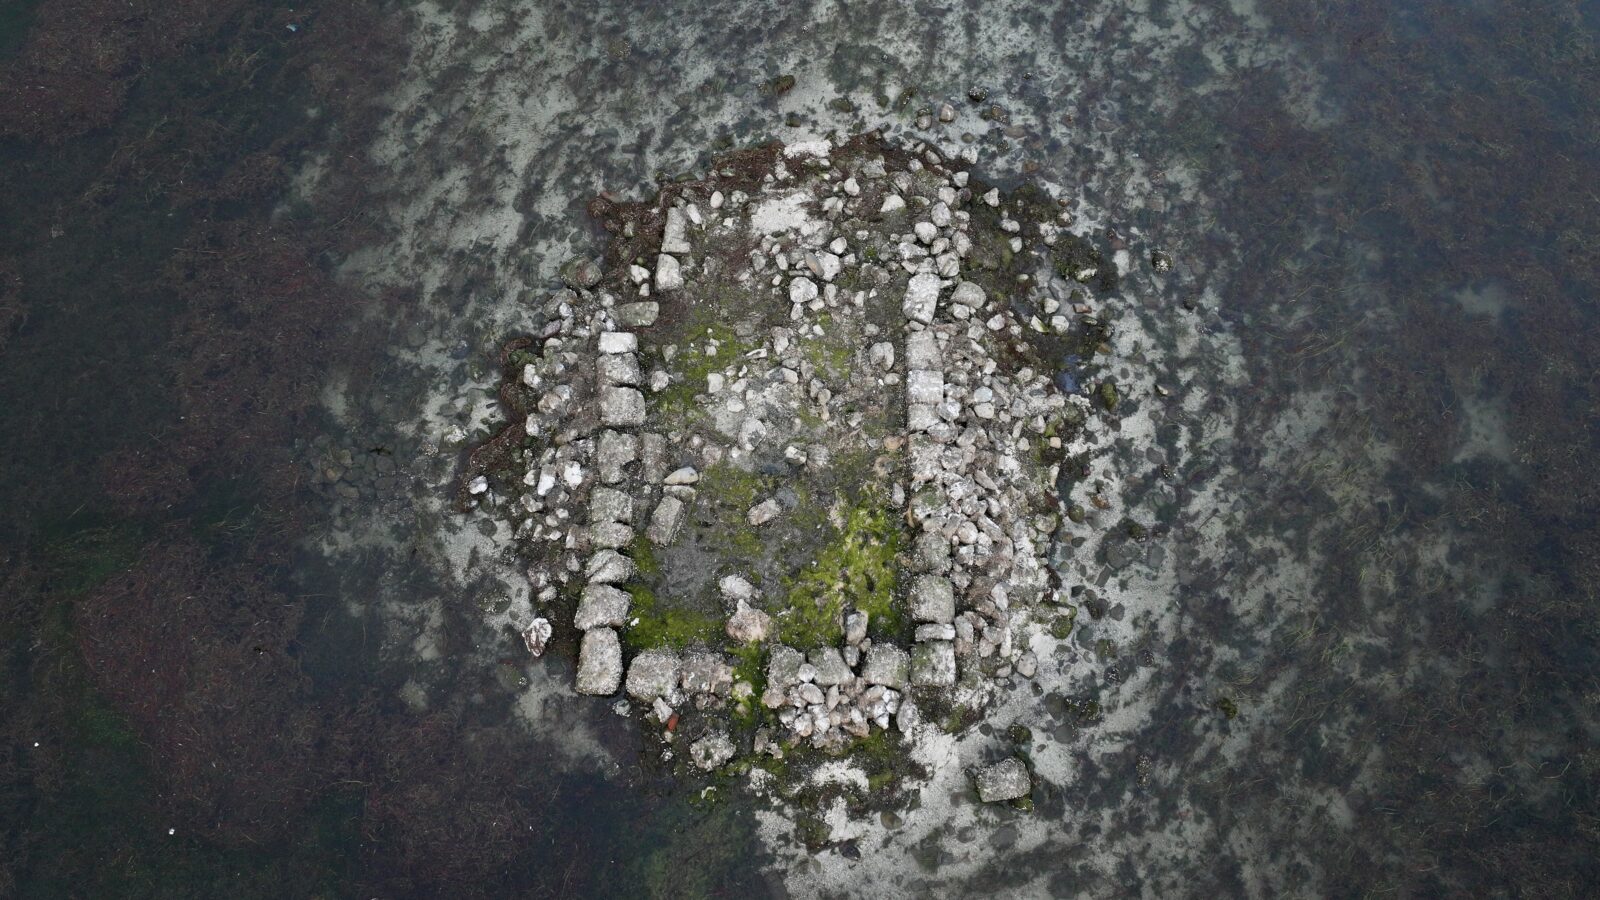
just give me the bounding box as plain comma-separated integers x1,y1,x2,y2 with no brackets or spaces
472,132,1096,775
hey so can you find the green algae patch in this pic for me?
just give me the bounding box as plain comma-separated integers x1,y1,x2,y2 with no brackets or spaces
729,643,768,727
1097,379,1120,411
623,582,721,651
797,312,854,382
776,495,902,649
1049,607,1078,639
629,533,662,578
697,462,769,561
651,323,756,419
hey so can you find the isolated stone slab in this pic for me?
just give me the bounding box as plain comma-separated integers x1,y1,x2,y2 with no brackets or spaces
662,206,691,254
974,757,1031,802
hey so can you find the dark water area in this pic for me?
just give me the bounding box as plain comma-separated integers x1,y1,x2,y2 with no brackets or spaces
0,0,1596,896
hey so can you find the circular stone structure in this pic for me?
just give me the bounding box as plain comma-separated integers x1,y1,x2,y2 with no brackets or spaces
464,132,1124,798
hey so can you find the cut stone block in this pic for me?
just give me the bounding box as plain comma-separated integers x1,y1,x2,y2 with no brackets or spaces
576,628,623,695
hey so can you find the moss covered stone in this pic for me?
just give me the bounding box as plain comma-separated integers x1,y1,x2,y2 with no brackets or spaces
776,496,901,649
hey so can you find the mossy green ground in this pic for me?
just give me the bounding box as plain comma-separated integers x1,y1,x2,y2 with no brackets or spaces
774,494,902,649
648,322,757,421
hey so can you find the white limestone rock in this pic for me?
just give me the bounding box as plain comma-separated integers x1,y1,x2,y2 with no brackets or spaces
662,207,692,254
655,254,684,292
903,272,942,324
521,617,552,657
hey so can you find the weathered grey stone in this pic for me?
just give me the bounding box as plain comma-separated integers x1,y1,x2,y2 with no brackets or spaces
662,207,691,254
599,386,646,427
625,649,681,700
789,276,818,305
915,623,956,642
951,280,986,308
681,650,733,696
907,369,945,405
906,330,940,369
589,486,635,524
974,757,1031,802
915,530,952,573
598,331,637,354
655,254,683,292
690,731,735,770
910,640,957,686
646,495,685,545
615,301,659,327
766,645,805,687
909,440,943,485
725,600,773,643
867,341,896,370
747,498,781,526
576,628,623,695
861,645,908,689
844,611,869,645
808,647,852,686
907,402,940,432
903,273,942,324
575,584,631,630
638,433,667,483
598,353,642,386
596,430,638,484
718,574,758,602
585,549,635,584
560,256,603,289
589,521,633,550
910,574,956,623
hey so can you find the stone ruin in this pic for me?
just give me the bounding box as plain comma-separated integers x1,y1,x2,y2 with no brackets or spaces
468,132,1110,780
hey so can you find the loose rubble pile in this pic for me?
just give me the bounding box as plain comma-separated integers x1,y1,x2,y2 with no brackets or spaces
467,133,1117,795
